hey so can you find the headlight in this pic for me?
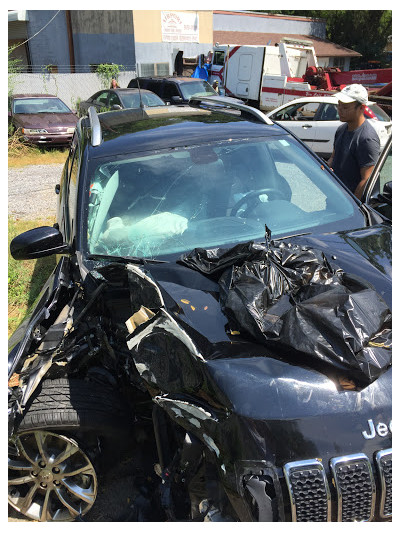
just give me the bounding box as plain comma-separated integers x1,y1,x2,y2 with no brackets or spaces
67,127,75,134
22,128,48,134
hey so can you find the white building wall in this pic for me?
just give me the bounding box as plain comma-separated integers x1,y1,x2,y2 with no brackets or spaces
134,42,213,76
213,12,326,39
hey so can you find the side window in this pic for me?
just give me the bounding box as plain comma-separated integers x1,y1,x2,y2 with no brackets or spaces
61,132,80,242
293,103,319,120
317,103,339,121
163,83,180,99
95,92,109,106
271,104,304,121
213,51,225,66
108,93,121,107
66,149,79,241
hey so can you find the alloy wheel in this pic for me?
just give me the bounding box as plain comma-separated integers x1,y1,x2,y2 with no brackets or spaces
8,430,97,521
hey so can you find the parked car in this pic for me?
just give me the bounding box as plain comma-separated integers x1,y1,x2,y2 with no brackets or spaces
8,99,391,523
128,76,243,106
9,94,78,147
266,96,392,159
78,88,166,117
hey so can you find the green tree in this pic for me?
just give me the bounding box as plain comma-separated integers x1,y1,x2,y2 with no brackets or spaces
96,63,124,89
254,10,392,66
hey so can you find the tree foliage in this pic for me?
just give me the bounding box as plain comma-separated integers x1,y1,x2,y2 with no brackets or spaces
96,63,124,89
255,11,392,66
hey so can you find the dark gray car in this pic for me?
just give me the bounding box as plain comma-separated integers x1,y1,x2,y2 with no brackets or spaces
78,88,166,116
128,76,243,106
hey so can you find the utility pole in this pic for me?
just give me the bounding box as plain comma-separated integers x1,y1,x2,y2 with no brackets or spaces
65,10,75,73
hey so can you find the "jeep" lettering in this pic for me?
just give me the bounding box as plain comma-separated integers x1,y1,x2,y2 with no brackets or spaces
362,419,392,439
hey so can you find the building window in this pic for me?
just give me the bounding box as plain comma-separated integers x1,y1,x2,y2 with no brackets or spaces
156,63,169,76
140,63,169,77
333,57,345,69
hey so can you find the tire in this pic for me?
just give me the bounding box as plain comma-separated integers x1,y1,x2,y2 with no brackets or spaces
8,378,133,522
18,378,130,434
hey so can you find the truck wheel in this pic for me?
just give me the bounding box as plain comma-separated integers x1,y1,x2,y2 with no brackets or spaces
8,378,131,522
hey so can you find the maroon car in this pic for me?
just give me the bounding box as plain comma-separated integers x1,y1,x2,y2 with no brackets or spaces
9,94,78,147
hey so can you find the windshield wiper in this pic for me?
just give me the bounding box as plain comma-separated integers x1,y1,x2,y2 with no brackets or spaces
87,253,167,264
275,232,312,240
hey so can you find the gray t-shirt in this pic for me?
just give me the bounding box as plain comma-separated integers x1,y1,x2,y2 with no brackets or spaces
332,120,380,193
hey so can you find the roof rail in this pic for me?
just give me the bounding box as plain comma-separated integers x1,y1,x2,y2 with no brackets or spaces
189,96,274,125
88,106,102,146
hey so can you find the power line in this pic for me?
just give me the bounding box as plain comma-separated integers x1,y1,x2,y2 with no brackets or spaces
13,11,61,49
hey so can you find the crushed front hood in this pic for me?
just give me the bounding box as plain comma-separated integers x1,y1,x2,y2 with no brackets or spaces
143,225,392,385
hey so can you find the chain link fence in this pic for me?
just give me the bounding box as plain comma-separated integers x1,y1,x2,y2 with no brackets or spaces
10,71,136,111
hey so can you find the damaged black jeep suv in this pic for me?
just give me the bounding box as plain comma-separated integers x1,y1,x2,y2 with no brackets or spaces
8,98,392,522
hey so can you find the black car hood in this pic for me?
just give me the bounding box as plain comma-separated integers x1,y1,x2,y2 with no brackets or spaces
292,224,392,308
14,112,78,129
148,224,392,337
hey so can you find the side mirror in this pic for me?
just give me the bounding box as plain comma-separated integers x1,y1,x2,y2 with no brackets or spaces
171,96,183,104
10,226,70,260
112,104,122,110
377,181,392,205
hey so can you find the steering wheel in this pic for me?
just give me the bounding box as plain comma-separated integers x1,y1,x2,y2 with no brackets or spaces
230,188,286,217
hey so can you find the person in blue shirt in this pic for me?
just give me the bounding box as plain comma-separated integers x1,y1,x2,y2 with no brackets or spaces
328,84,380,200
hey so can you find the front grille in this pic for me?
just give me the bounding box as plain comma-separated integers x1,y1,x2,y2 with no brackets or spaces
376,449,392,518
331,454,375,521
283,459,331,522
283,449,392,522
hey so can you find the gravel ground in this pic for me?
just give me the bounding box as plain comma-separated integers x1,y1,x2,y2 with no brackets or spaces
8,164,64,220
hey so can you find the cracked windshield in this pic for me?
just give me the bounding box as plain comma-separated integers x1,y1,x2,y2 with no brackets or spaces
86,136,356,259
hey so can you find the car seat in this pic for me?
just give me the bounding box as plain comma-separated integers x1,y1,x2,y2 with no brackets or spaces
320,105,339,121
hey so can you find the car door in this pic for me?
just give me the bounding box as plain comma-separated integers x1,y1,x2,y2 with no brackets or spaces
270,102,318,149
362,136,392,220
163,81,182,104
310,103,340,158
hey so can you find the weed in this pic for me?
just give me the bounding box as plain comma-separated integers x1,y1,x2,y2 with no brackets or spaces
8,131,68,167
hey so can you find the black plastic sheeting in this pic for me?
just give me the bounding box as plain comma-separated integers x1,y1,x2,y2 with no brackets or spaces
180,239,392,385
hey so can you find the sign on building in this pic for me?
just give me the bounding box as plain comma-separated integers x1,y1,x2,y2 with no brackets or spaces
161,11,199,43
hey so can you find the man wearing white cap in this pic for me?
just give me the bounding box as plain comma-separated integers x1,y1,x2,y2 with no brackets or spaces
327,84,380,199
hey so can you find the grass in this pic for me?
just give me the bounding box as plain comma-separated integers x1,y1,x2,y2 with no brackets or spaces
8,129,68,167
8,217,57,338
8,133,65,338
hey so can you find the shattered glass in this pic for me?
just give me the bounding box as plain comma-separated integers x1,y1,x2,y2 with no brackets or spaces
85,137,359,260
